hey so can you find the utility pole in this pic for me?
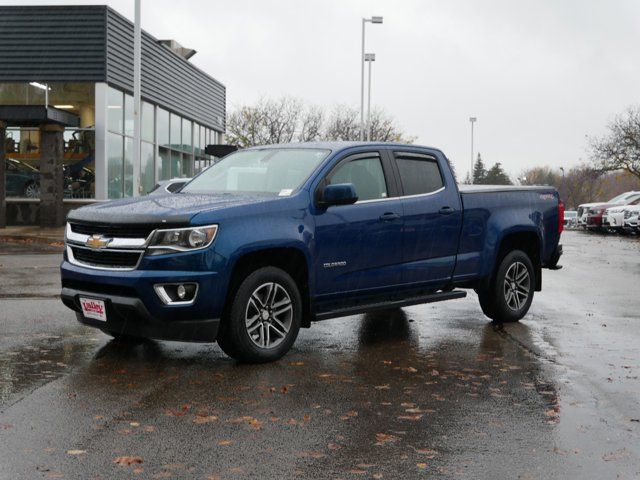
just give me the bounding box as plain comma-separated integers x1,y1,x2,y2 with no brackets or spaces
132,0,142,196
469,117,477,183
365,53,375,141
360,16,383,141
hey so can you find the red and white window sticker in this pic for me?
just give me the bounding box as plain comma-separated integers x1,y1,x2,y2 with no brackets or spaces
80,298,107,322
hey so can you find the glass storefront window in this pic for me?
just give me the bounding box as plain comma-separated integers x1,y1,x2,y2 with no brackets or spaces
170,113,181,149
159,147,171,180
107,87,124,134
142,101,154,143
182,118,192,152
141,141,156,195
157,108,169,147
171,150,181,178
124,93,134,137
107,132,124,199
124,137,133,197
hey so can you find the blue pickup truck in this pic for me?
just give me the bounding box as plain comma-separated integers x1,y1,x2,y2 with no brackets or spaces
61,142,564,362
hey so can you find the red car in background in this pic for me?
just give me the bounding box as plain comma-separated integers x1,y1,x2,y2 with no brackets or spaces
586,191,640,230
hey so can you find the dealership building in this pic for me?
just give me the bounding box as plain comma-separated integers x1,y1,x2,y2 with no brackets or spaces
0,4,226,225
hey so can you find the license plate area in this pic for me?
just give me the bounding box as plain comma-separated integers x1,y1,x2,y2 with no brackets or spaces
80,297,107,322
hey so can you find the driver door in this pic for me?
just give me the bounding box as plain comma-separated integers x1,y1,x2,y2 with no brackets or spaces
313,151,403,304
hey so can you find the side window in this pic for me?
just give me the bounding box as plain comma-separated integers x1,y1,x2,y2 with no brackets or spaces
329,157,388,201
395,157,444,196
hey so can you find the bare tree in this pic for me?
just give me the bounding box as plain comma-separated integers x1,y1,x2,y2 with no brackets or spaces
297,105,324,142
226,97,414,146
590,105,640,180
367,108,416,143
323,105,361,141
226,97,302,147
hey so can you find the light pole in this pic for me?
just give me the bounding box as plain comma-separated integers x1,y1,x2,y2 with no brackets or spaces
365,53,375,141
560,166,565,201
360,16,383,141
469,116,477,183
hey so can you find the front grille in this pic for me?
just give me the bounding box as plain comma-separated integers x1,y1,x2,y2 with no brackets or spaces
70,246,141,269
70,222,157,239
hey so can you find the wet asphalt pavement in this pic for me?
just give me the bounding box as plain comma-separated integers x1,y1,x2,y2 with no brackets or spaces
0,231,638,479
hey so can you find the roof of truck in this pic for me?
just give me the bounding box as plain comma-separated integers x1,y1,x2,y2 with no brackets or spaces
245,141,438,151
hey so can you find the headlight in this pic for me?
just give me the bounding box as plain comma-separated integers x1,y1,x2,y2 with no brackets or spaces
146,225,218,255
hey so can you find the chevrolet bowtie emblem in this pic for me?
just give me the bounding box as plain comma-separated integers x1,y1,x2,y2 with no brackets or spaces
85,234,112,249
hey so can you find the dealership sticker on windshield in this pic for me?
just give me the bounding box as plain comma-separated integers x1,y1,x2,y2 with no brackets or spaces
278,189,293,196
80,298,107,322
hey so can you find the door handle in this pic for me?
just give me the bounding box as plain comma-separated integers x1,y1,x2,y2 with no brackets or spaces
439,206,455,215
379,212,401,222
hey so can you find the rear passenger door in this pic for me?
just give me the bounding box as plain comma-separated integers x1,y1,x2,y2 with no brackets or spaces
391,151,462,288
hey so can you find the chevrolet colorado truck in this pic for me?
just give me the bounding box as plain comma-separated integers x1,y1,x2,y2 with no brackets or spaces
61,142,564,363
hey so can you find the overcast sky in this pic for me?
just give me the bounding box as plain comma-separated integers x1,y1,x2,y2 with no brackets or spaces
5,0,640,178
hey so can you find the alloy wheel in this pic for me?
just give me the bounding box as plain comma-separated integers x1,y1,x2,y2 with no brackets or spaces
245,282,293,349
503,261,530,311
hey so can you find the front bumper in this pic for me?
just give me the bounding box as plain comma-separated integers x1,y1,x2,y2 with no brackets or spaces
60,257,226,342
62,287,220,342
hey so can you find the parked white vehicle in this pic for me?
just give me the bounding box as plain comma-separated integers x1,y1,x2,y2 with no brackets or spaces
623,206,640,233
564,210,578,228
604,206,627,230
577,203,599,227
604,199,640,231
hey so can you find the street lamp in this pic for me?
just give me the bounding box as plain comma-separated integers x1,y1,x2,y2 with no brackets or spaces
360,16,383,141
365,53,376,141
559,166,565,201
469,117,477,183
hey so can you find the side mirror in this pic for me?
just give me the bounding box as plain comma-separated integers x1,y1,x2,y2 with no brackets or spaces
321,183,358,206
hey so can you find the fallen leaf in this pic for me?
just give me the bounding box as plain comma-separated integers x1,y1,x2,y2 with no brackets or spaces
417,463,428,469
164,405,190,417
375,433,399,446
193,415,219,425
114,456,143,466
603,448,629,461
413,448,438,458
66,449,86,455
217,440,233,446
397,414,423,421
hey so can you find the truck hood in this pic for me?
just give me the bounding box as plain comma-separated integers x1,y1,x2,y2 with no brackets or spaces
67,192,276,225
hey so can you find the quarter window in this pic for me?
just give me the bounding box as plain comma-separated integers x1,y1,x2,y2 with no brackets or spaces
396,157,443,196
329,157,388,201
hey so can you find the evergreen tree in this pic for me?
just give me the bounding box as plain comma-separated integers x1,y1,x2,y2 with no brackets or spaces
472,153,487,184
485,162,513,185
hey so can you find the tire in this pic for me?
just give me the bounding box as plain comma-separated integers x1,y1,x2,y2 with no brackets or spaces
217,266,302,363
477,250,535,323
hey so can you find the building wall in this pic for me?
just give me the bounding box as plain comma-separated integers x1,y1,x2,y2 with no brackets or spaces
0,5,226,134
105,8,226,133
0,6,107,82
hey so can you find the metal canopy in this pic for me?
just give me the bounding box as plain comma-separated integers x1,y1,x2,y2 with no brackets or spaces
0,105,80,127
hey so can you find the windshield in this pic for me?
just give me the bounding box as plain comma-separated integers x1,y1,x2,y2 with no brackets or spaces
608,192,636,203
182,148,330,195
7,158,38,173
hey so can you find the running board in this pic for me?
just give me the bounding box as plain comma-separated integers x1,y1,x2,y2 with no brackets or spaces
314,290,467,321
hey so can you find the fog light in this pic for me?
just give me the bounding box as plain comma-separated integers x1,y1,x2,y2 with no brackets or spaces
154,283,198,305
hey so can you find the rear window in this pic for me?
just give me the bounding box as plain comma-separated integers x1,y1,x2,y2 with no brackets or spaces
395,157,444,196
